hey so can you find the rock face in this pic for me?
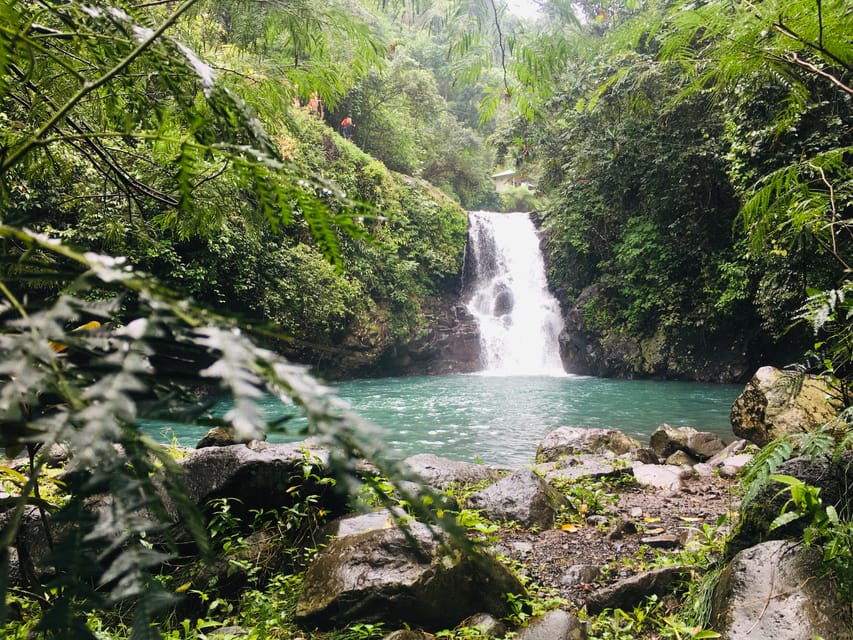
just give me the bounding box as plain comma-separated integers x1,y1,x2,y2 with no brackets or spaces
466,470,570,529
711,540,853,639
536,427,641,462
730,366,843,446
295,521,525,631
557,284,750,382
375,301,483,376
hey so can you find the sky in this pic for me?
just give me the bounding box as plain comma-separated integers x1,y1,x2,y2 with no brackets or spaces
505,0,542,19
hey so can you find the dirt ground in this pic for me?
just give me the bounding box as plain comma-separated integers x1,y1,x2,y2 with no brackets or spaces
491,474,741,608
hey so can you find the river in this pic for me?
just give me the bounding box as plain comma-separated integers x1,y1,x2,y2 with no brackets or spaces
142,211,742,466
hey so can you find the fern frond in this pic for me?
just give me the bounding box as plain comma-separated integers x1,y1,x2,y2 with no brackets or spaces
741,437,796,505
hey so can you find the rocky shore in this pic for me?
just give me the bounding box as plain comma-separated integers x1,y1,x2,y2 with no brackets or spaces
4,366,852,639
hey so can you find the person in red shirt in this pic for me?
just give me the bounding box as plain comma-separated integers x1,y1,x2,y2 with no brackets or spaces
341,115,354,139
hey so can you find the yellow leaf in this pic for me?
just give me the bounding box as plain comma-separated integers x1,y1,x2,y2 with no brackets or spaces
175,582,192,593
677,516,702,522
561,523,580,532
644,516,661,523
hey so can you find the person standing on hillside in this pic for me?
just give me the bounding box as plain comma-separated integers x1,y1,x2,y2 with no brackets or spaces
341,115,354,139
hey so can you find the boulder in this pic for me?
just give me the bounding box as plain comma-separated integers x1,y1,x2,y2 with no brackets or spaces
665,450,698,467
196,426,263,449
457,613,507,638
466,470,571,529
536,427,640,463
536,455,634,485
586,565,691,615
631,463,683,491
685,431,726,460
295,521,525,631
711,540,853,639
585,566,692,615
649,424,696,459
403,453,506,491
706,439,749,468
176,441,345,518
516,609,585,640
730,366,843,446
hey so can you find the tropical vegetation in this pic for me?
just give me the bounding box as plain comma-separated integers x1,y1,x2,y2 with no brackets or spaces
1,0,851,636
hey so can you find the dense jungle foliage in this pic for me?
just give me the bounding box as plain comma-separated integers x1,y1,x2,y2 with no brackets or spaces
0,0,851,637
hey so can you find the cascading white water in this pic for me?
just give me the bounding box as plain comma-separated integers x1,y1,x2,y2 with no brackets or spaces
465,211,566,376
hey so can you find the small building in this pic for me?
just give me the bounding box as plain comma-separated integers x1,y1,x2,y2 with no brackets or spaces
491,168,519,193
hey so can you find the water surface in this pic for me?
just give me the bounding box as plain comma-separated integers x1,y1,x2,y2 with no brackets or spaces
143,373,740,467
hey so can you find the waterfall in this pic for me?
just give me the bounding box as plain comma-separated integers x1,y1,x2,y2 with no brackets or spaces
464,211,566,376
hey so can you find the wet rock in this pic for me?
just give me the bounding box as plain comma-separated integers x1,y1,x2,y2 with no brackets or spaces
730,366,844,446
585,566,692,614
536,427,640,462
466,470,571,529
517,609,585,640
403,453,506,491
295,521,525,631
712,540,853,639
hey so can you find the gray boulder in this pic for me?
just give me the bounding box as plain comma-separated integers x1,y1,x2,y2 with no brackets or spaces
649,424,696,459
631,463,683,491
517,609,585,640
295,521,525,631
730,366,843,446
196,426,264,449
466,470,571,529
176,441,345,517
706,439,749,468
536,455,634,485
585,566,692,614
712,540,853,639
403,453,506,491
685,431,726,460
536,427,640,463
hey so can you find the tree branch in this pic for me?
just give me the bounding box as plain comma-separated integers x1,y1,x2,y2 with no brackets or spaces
787,52,853,95
1,0,199,174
